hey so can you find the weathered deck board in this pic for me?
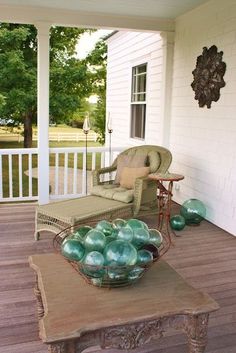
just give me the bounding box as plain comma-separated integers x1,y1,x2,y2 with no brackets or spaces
0,202,235,353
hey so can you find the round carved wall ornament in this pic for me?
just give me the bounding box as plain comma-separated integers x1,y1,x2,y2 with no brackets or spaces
191,45,226,108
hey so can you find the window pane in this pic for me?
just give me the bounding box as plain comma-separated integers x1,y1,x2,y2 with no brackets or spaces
137,74,146,95
137,64,147,74
131,63,147,102
131,104,146,139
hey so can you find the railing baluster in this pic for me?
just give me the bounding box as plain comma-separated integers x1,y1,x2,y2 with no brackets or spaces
64,152,68,195
0,155,2,198
55,153,59,195
73,152,77,194
28,153,32,197
92,152,96,170
19,154,23,197
101,151,105,168
8,154,13,198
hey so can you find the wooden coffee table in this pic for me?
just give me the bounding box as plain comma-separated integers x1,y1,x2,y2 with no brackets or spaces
29,254,219,353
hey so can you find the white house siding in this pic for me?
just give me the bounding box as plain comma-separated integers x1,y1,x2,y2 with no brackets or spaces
170,0,236,235
106,31,163,148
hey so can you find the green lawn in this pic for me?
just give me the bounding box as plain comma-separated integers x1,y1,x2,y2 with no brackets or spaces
0,124,86,135
0,140,102,198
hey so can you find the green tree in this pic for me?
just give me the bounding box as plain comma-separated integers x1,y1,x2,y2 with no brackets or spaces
85,39,107,144
0,24,92,147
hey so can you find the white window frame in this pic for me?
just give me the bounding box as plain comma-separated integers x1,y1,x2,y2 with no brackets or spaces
130,63,147,140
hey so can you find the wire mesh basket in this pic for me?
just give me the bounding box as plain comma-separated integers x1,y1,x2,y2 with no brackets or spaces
53,218,171,288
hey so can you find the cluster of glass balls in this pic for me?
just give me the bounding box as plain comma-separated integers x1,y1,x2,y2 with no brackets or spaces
170,199,206,231
61,218,163,286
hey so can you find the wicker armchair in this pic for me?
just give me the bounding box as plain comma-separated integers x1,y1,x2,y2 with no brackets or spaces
92,145,172,216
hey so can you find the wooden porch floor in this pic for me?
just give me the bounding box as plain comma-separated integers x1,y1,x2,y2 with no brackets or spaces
0,203,236,353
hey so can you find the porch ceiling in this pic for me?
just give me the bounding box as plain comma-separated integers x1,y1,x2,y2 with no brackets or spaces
0,0,210,32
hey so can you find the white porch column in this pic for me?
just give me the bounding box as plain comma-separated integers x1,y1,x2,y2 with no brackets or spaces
36,22,51,205
160,32,175,148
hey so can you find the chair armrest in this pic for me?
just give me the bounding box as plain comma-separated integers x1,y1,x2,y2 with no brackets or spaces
92,166,117,186
133,176,157,216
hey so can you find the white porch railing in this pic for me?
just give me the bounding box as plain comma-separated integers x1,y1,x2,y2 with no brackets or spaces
0,146,125,203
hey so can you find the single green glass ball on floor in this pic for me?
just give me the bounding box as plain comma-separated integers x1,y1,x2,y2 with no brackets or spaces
180,199,206,225
104,240,137,266
84,229,106,252
148,229,163,247
170,215,186,231
61,239,85,261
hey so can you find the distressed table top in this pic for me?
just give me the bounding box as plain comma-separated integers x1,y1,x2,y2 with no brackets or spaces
29,254,219,344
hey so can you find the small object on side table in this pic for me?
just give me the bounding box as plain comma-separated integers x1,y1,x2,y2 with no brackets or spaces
148,172,184,239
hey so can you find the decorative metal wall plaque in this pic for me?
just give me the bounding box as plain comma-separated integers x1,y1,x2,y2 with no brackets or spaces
191,45,226,108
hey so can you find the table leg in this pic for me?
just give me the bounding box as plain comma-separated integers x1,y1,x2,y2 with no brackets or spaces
48,342,66,353
48,341,76,353
34,274,44,320
157,181,175,242
185,314,209,353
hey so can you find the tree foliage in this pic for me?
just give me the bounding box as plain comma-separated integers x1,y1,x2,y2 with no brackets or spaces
85,39,107,144
0,24,92,147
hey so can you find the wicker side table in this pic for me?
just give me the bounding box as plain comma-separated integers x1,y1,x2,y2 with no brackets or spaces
148,173,184,238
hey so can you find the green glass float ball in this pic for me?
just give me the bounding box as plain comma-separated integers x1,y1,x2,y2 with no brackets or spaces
82,251,105,278
107,268,127,280
128,267,144,280
180,199,206,225
137,249,153,265
113,218,127,229
91,277,103,286
132,228,150,248
84,229,106,252
61,239,85,262
170,215,186,231
139,221,149,231
127,218,147,230
73,226,92,239
149,229,163,247
83,251,105,267
105,235,117,245
95,220,114,236
110,228,119,238
141,244,159,260
104,240,137,266
61,235,73,245
117,227,133,242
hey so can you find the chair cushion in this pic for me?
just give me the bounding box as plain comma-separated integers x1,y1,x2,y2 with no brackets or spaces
114,154,147,184
91,185,134,203
120,167,150,189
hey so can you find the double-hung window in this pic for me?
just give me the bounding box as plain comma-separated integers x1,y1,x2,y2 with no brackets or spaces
130,63,147,139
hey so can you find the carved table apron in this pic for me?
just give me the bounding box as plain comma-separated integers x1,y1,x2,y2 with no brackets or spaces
29,254,219,353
